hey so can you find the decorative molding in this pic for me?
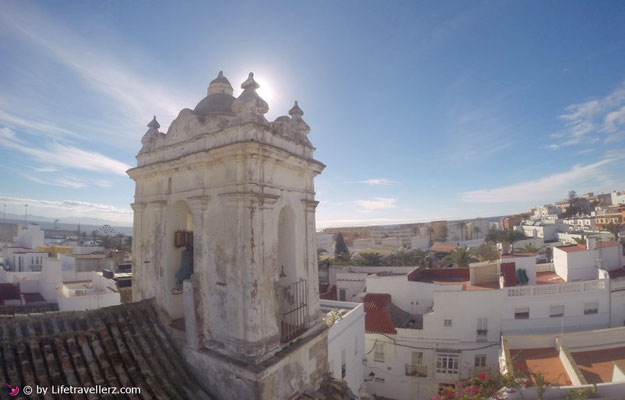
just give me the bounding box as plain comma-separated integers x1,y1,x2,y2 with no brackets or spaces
130,202,147,212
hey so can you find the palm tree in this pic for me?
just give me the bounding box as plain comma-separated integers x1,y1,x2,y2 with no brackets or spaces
519,244,540,253
415,250,433,268
605,222,623,242
442,247,478,268
572,237,586,245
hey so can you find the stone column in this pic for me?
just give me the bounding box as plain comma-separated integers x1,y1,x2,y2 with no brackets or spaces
186,195,210,348
130,202,146,302
302,198,321,324
147,200,167,307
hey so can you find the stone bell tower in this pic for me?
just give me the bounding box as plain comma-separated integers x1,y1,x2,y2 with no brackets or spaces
128,71,328,399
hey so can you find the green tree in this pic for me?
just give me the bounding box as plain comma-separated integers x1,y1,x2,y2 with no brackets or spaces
98,225,117,249
356,252,383,266
90,230,100,245
414,250,433,268
334,233,349,258
605,222,623,241
573,237,586,245
476,243,499,262
545,246,553,262
442,247,478,268
519,243,540,253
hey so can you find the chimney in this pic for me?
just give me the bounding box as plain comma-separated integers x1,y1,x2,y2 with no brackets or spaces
586,237,597,250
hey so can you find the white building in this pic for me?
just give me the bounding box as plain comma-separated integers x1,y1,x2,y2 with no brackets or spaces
359,239,625,400
410,235,429,250
353,238,376,249
502,327,625,399
611,190,625,206
562,215,596,231
530,204,559,221
13,224,44,249
520,220,564,241
320,299,366,394
553,238,623,282
0,256,121,311
317,232,335,253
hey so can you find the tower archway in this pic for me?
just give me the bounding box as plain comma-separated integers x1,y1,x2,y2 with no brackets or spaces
165,200,194,319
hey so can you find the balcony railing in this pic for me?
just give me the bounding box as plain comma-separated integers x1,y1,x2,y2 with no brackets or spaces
278,279,308,342
405,364,428,377
506,279,606,297
476,329,488,342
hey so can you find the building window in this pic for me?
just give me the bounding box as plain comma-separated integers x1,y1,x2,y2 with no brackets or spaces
339,289,346,301
436,353,459,375
514,307,530,319
444,319,452,327
584,302,599,315
474,354,486,367
477,317,488,341
374,342,385,362
550,305,565,318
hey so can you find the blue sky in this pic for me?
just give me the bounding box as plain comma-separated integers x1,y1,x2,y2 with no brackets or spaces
0,1,624,228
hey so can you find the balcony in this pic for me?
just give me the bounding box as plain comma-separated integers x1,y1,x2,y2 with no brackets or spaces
405,364,427,377
476,329,488,342
278,279,308,342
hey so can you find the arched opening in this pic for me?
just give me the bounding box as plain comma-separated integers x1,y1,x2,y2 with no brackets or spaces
277,206,297,285
277,205,307,342
165,200,193,320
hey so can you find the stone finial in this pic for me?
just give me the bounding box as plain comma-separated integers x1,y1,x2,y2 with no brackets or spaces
147,116,160,129
207,71,233,96
241,72,260,90
231,72,268,118
289,101,304,117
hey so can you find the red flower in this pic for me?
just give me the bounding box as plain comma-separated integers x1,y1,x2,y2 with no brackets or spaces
480,373,487,381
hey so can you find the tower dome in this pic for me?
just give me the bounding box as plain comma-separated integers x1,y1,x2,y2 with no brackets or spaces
194,71,235,115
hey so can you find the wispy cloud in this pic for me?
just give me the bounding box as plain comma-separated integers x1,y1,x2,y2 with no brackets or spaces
0,127,130,176
341,178,399,186
0,195,132,226
551,81,625,147
0,5,191,127
0,109,81,140
354,197,397,212
461,155,623,204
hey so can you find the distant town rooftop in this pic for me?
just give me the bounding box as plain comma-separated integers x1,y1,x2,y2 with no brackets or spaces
407,268,499,290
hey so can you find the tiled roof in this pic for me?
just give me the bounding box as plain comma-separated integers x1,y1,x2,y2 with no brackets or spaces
430,242,457,253
319,285,337,300
608,268,625,279
596,241,619,249
0,303,58,315
362,293,396,334
0,299,211,399
557,244,588,253
21,292,46,304
502,253,537,258
0,283,20,301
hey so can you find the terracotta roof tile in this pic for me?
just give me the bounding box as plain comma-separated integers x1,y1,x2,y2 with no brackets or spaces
0,283,20,301
0,300,211,399
557,244,588,253
362,293,396,334
596,241,619,249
